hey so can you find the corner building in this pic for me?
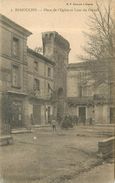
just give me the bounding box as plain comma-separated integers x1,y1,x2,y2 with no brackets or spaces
0,15,70,134
0,14,32,133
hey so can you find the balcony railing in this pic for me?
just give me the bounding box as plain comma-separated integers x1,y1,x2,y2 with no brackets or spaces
67,96,94,105
67,94,110,105
27,89,52,100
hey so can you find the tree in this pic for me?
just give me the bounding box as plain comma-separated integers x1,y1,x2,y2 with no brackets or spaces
79,1,115,87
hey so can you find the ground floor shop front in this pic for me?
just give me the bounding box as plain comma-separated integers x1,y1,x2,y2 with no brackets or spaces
1,92,54,130
28,98,53,126
67,102,115,124
1,92,115,133
0,91,67,131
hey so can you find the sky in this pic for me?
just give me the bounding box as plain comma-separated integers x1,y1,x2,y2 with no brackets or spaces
0,0,114,63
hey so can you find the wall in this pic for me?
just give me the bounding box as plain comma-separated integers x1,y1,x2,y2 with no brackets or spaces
0,23,29,94
67,70,79,97
67,63,111,124
67,68,94,98
27,53,54,99
0,15,31,131
95,104,110,124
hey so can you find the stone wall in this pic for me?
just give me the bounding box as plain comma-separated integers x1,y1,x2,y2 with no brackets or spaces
98,137,115,159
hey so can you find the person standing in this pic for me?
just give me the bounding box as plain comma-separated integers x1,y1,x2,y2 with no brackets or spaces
51,118,57,132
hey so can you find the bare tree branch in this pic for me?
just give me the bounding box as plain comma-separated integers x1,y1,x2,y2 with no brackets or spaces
78,1,115,87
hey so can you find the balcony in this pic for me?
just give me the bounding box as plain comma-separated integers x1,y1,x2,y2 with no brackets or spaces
67,94,110,106
67,96,94,106
28,89,51,101
93,94,110,104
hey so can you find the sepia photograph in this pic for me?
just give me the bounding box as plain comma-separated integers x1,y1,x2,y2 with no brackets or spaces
0,0,115,182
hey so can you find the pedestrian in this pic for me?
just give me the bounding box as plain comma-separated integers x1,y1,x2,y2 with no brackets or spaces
75,115,78,126
51,118,57,132
30,113,34,125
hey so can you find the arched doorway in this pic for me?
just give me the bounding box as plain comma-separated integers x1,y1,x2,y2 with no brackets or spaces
57,88,64,123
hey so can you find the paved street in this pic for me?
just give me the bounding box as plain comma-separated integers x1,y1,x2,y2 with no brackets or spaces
0,127,114,183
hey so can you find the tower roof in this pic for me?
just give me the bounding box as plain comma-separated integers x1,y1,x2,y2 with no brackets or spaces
42,31,70,51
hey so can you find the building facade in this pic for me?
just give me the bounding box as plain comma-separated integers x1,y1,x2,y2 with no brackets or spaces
0,14,32,135
0,14,70,134
27,48,54,125
67,62,113,124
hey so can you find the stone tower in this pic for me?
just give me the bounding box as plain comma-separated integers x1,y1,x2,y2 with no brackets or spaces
42,31,70,121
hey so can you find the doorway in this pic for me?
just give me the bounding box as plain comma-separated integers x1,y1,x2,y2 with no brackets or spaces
79,107,86,124
47,106,51,124
11,101,23,128
33,104,41,125
110,107,115,124
57,88,64,122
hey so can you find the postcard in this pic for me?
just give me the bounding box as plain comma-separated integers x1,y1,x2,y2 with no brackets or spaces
0,0,115,183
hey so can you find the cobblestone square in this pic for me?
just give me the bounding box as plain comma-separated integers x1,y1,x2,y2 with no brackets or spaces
0,127,114,183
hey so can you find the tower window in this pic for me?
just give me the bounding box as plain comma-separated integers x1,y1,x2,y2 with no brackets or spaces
45,34,48,38
50,33,53,39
